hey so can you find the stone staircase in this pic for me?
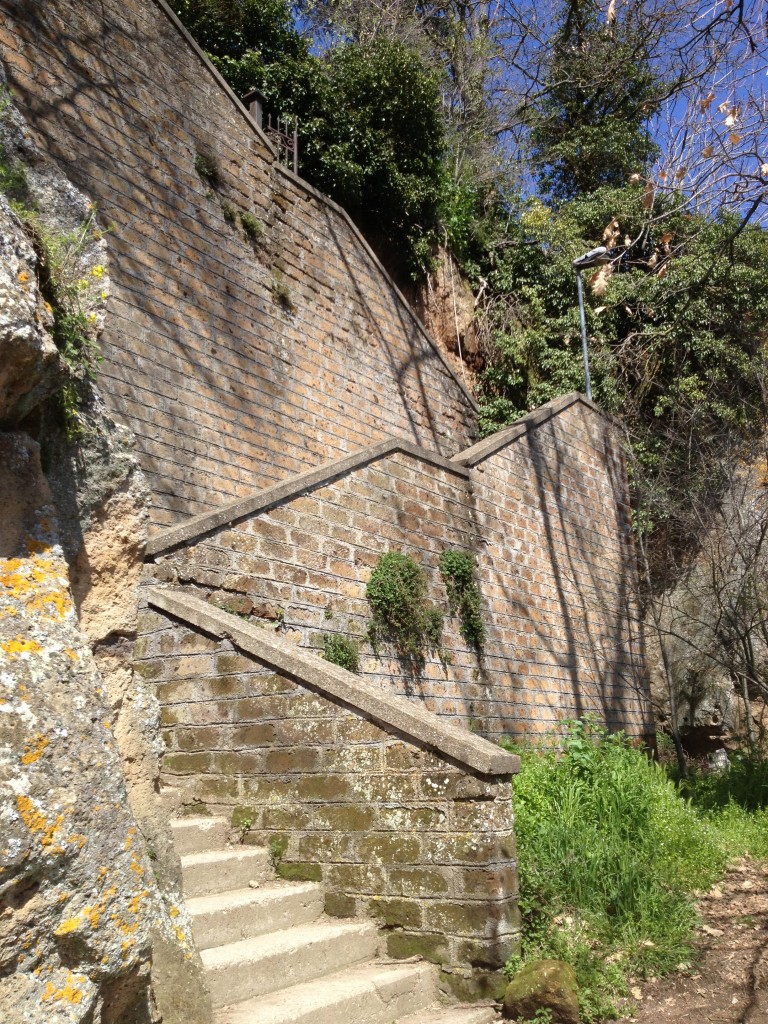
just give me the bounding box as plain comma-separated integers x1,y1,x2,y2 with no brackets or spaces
171,815,498,1024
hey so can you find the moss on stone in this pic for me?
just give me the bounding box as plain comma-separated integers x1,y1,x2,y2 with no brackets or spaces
276,861,322,882
386,931,448,964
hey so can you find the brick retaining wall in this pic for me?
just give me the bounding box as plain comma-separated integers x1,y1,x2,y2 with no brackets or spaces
0,0,477,528
148,397,653,741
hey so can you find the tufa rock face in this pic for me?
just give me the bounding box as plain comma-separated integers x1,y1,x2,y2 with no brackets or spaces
0,441,194,1022
502,959,580,1024
0,72,211,1024
0,194,61,425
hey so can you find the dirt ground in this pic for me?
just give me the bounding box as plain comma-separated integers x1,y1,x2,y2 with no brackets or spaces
624,858,768,1024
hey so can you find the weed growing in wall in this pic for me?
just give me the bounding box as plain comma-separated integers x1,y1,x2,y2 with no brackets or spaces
0,142,29,204
240,211,264,244
366,551,443,666
321,634,360,673
221,200,236,225
439,549,486,649
31,214,106,431
1,149,106,433
270,271,292,309
194,150,219,188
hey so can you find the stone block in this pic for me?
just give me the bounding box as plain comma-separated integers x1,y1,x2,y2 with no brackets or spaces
324,892,357,918
276,861,323,882
368,897,423,929
356,834,421,865
386,931,449,964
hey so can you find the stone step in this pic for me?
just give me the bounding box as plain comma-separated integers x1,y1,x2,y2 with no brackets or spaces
188,882,324,950
171,816,229,856
396,1006,498,1024
181,847,271,898
202,918,380,1008
212,960,436,1024
159,784,182,814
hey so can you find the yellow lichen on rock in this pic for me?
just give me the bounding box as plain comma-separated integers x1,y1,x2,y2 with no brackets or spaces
21,733,50,764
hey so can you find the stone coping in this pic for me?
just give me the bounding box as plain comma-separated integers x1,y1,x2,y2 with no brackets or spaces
147,587,520,778
451,392,605,467
146,437,470,556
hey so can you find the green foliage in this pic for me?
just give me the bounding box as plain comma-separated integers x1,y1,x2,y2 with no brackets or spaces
528,0,665,202
366,551,443,664
506,717,728,1021
474,186,768,574
240,211,264,243
173,0,446,278
321,633,360,673
194,150,219,187
0,144,29,204
221,200,236,224
438,549,486,649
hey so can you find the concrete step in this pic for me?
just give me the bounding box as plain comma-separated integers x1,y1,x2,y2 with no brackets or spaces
213,960,436,1024
396,1006,498,1024
188,882,324,950
171,816,229,856
181,847,271,898
202,918,380,1008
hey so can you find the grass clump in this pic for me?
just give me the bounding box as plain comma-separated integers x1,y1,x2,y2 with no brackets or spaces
270,271,292,308
194,151,219,188
506,717,728,1022
240,211,264,243
366,551,443,665
439,548,486,649
321,633,360,673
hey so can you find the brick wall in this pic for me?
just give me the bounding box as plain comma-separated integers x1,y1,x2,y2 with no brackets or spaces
0,0,477,529
137,603,520,999
463,399,650,739
150,398,653,741
157,447,487,720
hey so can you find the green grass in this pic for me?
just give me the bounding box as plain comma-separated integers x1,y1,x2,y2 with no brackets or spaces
503,717,759,1021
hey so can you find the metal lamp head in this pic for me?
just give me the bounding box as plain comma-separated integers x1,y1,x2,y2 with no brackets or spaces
572,246,611,270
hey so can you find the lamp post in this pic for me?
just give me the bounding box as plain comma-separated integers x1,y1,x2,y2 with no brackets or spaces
571,246,613,401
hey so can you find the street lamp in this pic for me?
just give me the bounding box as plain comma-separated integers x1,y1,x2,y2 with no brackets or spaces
572,246,613,401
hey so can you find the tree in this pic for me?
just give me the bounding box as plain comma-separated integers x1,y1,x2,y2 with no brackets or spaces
526,0,667,201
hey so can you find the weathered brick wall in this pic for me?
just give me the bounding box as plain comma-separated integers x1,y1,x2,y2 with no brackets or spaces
0,0,477,529
138,604,519,998
464,399,651,739
157,447,489,720
149,398,652,741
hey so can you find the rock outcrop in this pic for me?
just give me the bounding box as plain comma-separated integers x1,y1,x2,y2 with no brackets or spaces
0,67,211,1024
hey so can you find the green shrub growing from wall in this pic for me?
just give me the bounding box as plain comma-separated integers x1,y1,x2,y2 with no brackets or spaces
321,634,360,673
366,551,442,665
439,549,486,649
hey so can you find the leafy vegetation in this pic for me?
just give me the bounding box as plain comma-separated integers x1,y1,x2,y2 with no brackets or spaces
505,718,768,1021
366,551,443,664
240,210,264,243
321,633,360,673
173,0,446,277
438,549,486,649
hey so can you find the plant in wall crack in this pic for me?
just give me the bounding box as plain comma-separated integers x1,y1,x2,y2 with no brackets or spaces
439,549,486,650
321,633,360,673
194,150,219,188
240,211,264,245
366,551,443,666
270,271,292,309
